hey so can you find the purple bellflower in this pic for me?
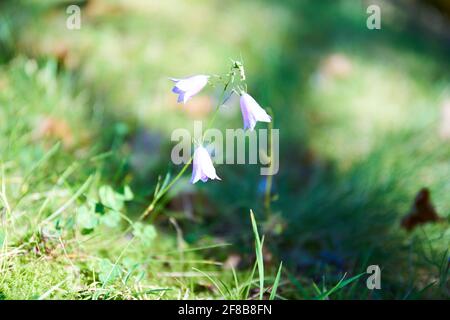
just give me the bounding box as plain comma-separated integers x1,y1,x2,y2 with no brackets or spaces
239,92,271,131
171,75,209,104
191,145,221,184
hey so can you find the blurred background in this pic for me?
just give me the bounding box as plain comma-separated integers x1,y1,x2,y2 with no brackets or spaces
0,0,449,299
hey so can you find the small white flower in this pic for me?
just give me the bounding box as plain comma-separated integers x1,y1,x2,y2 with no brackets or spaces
239,93,271,131
170,75,209,104
191,145,221,184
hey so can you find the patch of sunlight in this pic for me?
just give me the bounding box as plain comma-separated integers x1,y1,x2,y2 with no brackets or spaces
307,52,442,167
18,0,291,134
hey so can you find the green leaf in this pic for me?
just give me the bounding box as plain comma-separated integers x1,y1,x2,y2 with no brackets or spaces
76,205,99,233
250,210,264,300
122,257,137,270
121,185,134,201
101,210,122,228
64,216,75,231
122,257,141,284
94,202,106,215
98,259,121,284
269,262,283,300
192,267,228,298
315,272,365,300
132,222,157,245
99,185,124,211
135,270,146,283
0,229,5,247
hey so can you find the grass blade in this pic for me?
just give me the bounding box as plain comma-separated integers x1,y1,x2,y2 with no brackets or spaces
250,210,264,300
316,272,365,300
269,262,283,300
192,267,227,298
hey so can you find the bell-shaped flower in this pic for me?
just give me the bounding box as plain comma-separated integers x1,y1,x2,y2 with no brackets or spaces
239,93,271,131
190,145,221,184
170,75,209,104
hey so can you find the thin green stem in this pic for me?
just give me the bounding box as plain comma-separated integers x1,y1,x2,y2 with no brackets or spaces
138,72,233,222
139,158,192,221
264,109,274,218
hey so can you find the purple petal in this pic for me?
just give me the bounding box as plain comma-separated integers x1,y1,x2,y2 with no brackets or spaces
177,92,185,103
239,93,271,131
172,86,183,94
169,75,209,104
190,145,220,184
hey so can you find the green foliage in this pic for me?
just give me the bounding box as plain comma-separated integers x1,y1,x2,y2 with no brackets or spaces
270,262,283,300
132,222,157,246
99,184,133,211
0,229,4,247
98,259,122,285
314,273,365,300
76,205,99,234
250,210,265,300
0,0,448,300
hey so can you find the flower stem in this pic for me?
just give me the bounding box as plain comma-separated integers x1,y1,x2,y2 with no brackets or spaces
139,71,233,222
264,109,274,218
139,157,192,221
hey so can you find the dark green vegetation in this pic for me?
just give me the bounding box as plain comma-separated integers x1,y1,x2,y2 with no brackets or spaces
0,0,449,299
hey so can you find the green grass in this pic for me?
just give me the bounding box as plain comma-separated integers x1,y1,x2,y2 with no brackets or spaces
0,0,449,299
0,57,223,300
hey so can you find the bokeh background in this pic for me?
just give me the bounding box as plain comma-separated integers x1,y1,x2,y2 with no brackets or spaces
0,0,449,299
